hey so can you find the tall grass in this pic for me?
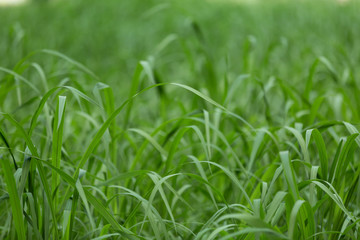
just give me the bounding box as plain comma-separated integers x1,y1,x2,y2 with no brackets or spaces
0,0,360,239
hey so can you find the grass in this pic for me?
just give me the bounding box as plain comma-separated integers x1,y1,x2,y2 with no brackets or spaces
0,0,360,239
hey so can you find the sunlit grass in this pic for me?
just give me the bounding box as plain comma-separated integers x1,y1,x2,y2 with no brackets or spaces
0,0,27,6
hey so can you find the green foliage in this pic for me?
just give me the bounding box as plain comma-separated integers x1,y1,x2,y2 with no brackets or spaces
0,0,360,239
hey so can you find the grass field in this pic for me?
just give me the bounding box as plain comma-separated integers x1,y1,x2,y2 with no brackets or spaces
1,0,360,239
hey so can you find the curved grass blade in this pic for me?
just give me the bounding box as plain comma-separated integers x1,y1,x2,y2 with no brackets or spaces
41,49,98,80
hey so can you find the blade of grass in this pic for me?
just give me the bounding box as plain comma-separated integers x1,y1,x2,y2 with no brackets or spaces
51,96,66,216
0,154,25,240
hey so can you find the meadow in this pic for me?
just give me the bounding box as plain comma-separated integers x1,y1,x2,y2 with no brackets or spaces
0,0,360,239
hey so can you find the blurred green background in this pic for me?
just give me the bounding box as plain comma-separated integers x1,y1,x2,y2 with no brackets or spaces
1,0,360,126
1,0,359,90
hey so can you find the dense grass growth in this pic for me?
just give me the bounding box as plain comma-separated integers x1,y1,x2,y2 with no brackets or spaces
1,0,360,239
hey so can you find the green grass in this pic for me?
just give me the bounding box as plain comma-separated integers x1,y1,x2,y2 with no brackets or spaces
1,0,360,239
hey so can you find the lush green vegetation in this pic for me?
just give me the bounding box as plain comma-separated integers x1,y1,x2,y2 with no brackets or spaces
1,0,360,239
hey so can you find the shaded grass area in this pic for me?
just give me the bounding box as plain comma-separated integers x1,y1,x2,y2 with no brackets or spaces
0,0,360,239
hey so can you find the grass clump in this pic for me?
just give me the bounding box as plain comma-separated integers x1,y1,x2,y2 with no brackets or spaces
0,0,360,239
